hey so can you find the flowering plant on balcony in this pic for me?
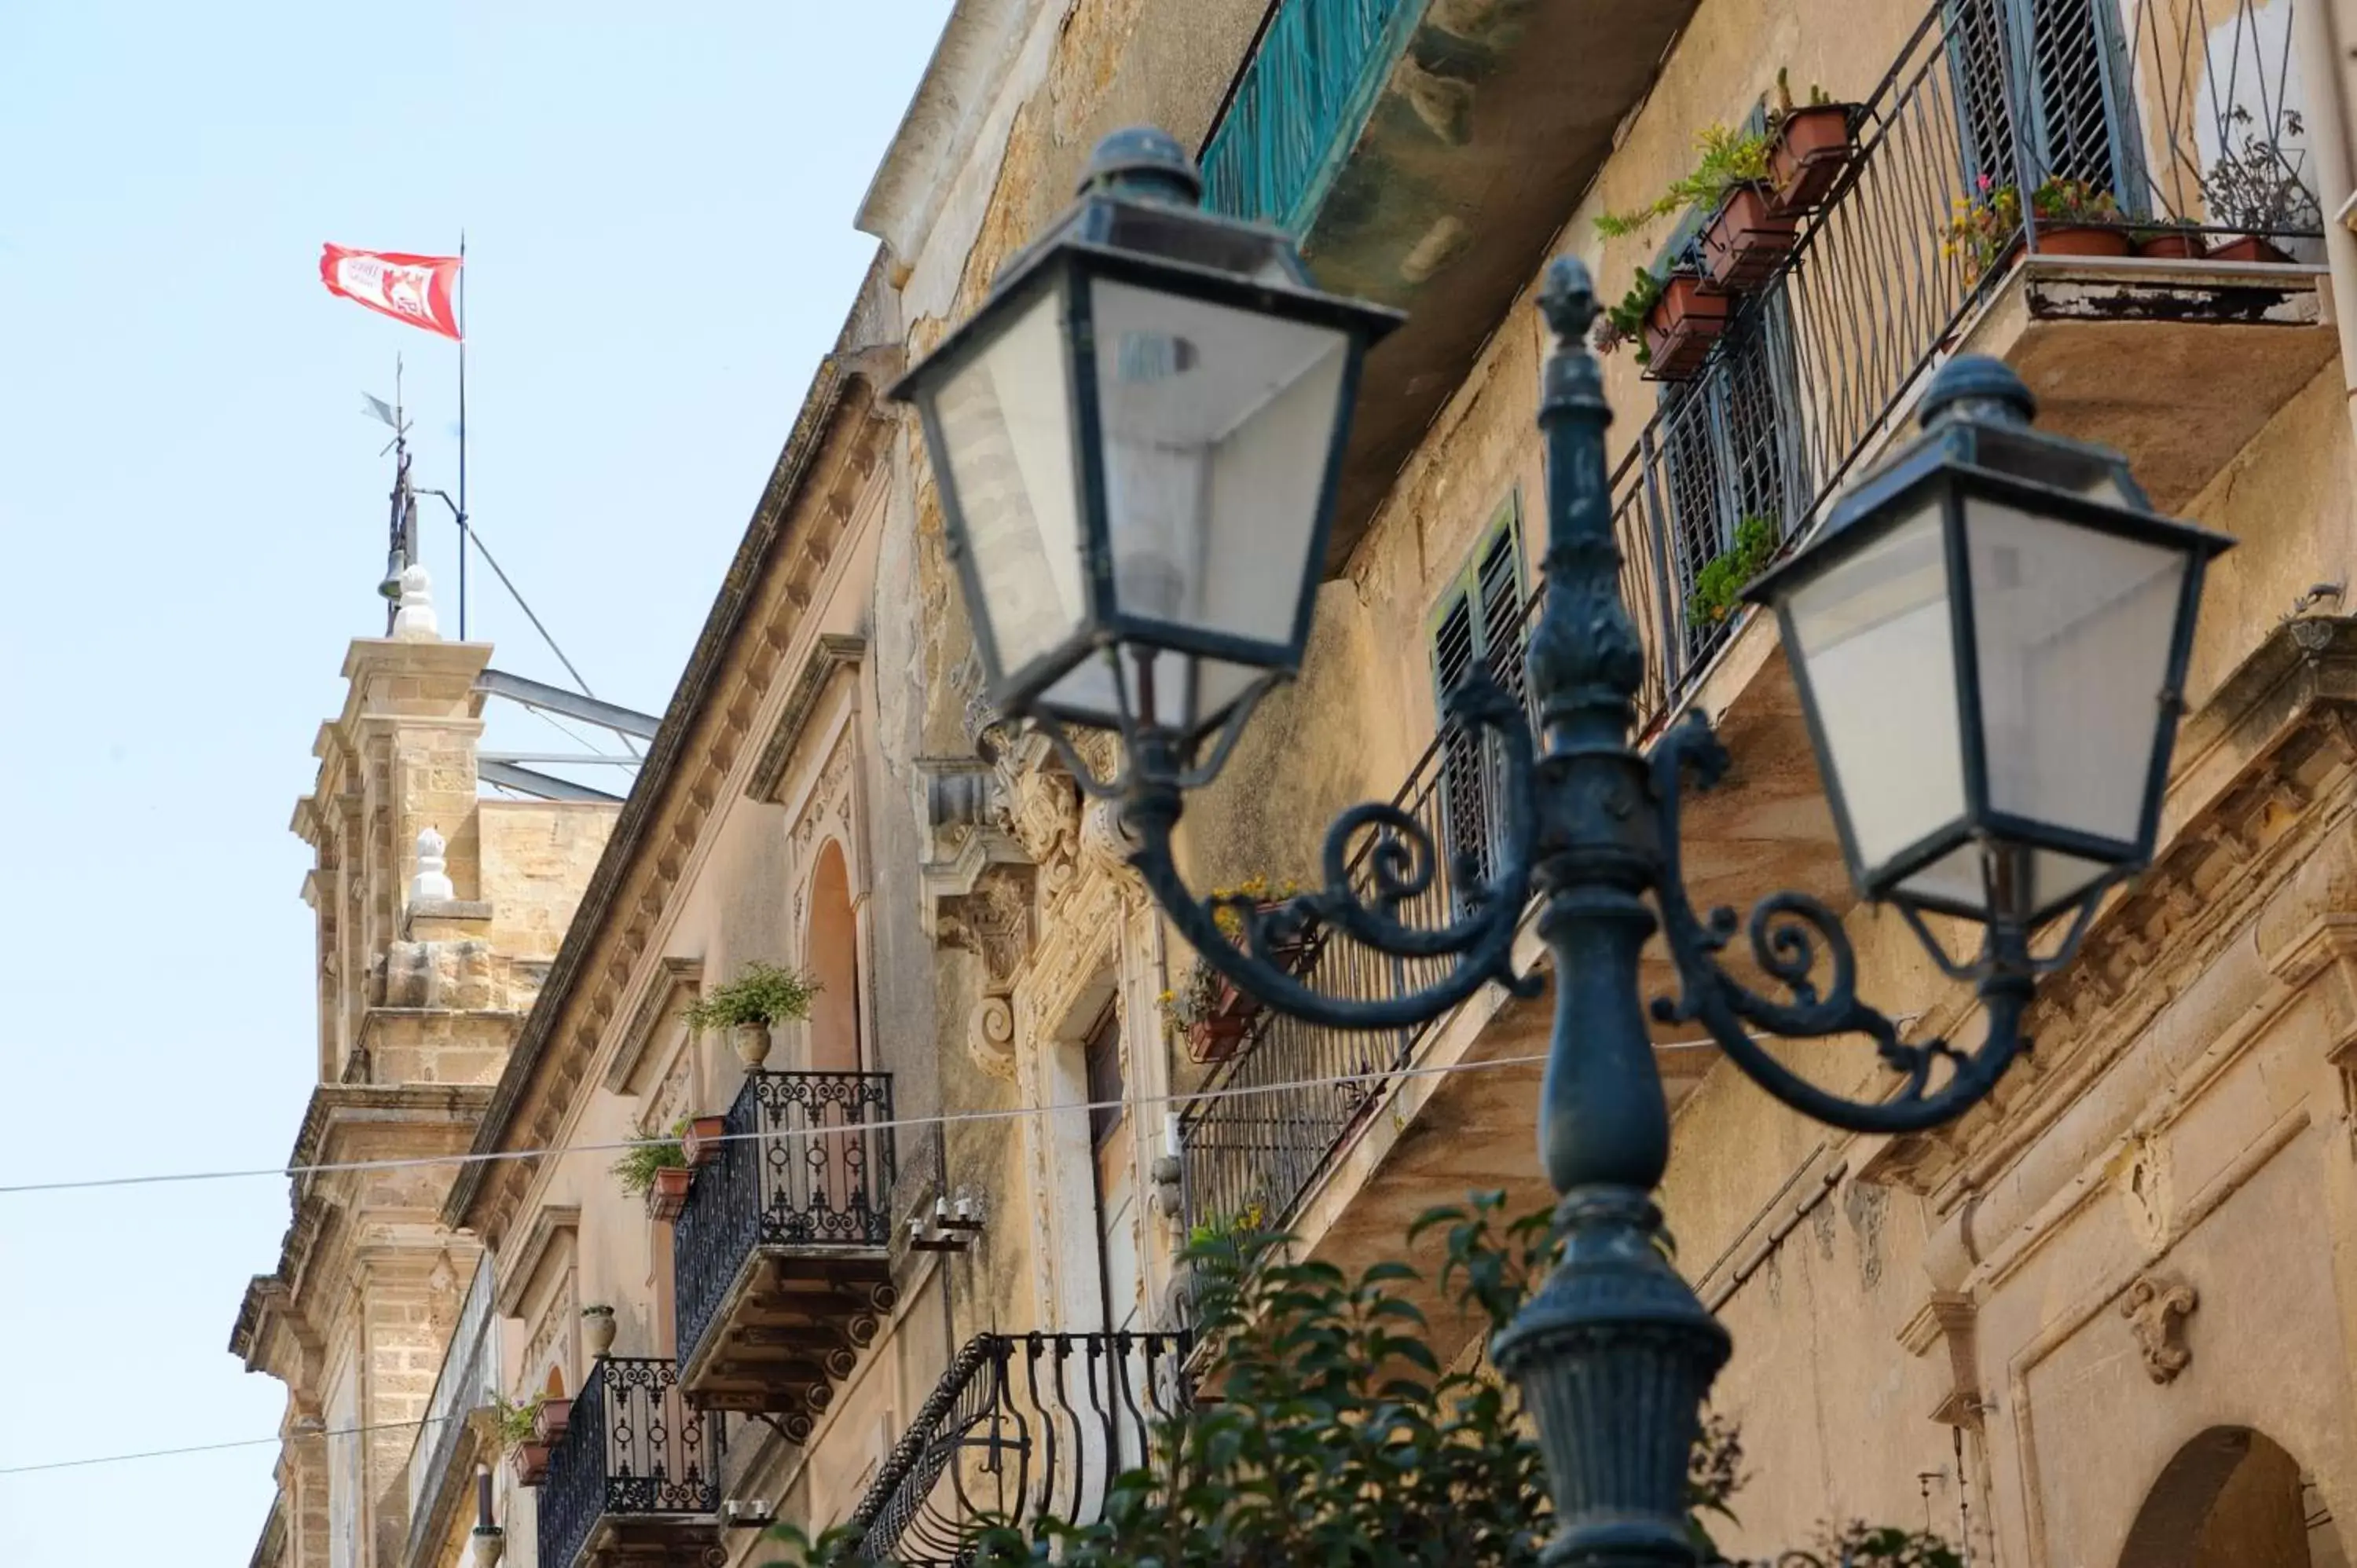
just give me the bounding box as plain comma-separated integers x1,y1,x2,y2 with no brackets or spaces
2028,176,2121,229
1160,880,1312,1064
1593,268,1663,361
1942,174,2022,278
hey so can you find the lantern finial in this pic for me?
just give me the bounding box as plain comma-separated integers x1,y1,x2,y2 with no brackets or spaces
1918,354,2036,430
1078,126,1201,206
1538,257,1600,345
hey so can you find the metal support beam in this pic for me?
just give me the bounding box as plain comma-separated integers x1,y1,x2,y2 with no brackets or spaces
477,668,660,741
478,760,624,803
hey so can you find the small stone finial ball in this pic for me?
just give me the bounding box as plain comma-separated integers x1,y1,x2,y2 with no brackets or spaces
1539,257,1600,346
392,561,442,641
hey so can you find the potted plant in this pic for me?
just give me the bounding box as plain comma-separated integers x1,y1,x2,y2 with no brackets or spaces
1160,960,1248,1064
1597,124,1795,295
1159,881,1313,1064
612,1122,692,1219
580,1303,617,1359
682,960,821,1070
2131,225,2205,260
1644,268,1732,381
1765,71,1858,216
680,1115,729,1168
1943,175,2023,285
2205,107,2317,263
2027,175,2128,256
1685,515,1781,631
492,1394,548,1486
532,1395,573,1446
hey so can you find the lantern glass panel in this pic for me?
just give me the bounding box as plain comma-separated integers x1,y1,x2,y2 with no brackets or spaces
931,288,1086,684
1039,647,1263,736
1783,499,1964,880
1894,841,2114,918
1963,496,2186,847
1089,277,1351,658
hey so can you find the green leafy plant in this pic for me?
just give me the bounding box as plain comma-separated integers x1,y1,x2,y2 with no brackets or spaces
682,961,821,1033
1595,268,1668,363
2029,174,2121,227
1686,515,1780,629
1597,124,1772,240
489,1393,544,1453
610,1120,689,1197
761,1194,1964,1568
1157,959,1226,1033
1182,1201,1266,1254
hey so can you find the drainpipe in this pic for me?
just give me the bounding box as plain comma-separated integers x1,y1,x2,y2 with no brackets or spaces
2306,0,2357,538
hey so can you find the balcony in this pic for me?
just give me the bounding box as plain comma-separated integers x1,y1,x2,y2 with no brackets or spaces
404,1255,501,1568
1182,0,2325,1337
841,1332,1191,1566
1199,0,1699,566
671,1070,896,1426
536,1356,725,1568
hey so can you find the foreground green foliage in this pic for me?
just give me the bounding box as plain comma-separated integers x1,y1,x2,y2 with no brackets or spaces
767,1194,1960,1568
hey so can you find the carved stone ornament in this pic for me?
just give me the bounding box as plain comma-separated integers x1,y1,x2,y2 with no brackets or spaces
2121,1274,2198,1383
967,994,1017,1080
937,864,1036,990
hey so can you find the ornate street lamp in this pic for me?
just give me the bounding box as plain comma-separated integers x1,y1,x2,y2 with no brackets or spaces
899,127,2231,1568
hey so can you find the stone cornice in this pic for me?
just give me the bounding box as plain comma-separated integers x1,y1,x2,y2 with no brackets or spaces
748,634,869,803
496,1204,580,1317
853,0,1047,263
603,956,703,1095
445,328,905,1242
1866,617,2357,1202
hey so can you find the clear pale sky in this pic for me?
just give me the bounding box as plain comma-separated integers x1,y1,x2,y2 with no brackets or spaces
0,5,951,1562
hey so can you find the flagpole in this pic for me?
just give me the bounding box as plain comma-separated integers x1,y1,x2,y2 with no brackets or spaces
457,229,469,639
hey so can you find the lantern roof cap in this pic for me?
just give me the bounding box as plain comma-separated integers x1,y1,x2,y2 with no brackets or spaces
1917,354,2037,431
1078,126,1202,206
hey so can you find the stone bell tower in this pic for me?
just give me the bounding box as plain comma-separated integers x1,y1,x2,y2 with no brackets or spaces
231,565,621,1568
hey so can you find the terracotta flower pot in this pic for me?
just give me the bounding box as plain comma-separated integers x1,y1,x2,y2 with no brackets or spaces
1186,1014,1253,1066
2031,223,2131,258
682,1116,729,1167
1701,183,1800,291
533,1397,573,1445
510,1440,552,1487
1643,275,1732,382
647,1164,694,1222
2209,234,2293,263
2133,232,2205,259
1767,104,1856,216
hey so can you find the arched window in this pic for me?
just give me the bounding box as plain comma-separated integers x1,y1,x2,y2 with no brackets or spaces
806,841,861,1074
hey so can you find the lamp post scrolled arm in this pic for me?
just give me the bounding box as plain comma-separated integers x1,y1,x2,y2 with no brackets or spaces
1115,672,1538,1035
1644,710,2037,1136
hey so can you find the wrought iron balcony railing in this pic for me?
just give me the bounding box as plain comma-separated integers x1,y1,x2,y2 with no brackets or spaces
1180,0,2320,1240
537,1357,724,1568
842,1332,1193,1568
403,1253,500,1566
672,1068,896,1376
1199,0,1424,232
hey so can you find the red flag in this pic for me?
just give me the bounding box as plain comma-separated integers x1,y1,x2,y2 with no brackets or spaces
320,244,463,340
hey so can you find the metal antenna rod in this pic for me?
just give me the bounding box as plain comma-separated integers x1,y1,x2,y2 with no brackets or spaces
456,229,469,639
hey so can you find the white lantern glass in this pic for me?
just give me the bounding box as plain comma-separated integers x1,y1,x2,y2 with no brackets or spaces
1780,500,1964,878
1963,498,2187,848
929,288,1087,685
1088,277,1352,654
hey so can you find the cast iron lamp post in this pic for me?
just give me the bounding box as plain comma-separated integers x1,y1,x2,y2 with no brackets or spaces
896,127,2233,1567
